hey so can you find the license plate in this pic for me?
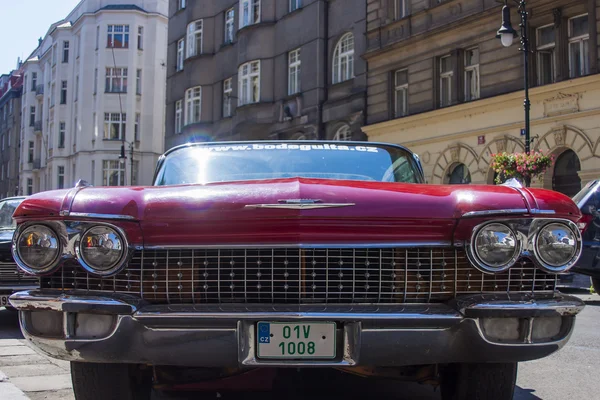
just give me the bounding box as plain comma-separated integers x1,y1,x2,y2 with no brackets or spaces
1,296,9,307
256,322,336,359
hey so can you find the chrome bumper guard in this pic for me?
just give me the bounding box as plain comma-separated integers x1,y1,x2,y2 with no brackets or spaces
9,291,585,367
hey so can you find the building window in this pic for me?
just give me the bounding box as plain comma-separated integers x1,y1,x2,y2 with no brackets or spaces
29,106,35,126
137,26,144,50
31,72,37,91
447,163,471,184
177,38,185,71
136,69,142,95
238,61,260,105
27,178,33,196
536,25,556,86
91,160,95,185
51,83,56,107
225,8,235,43
333,125,352,141
288,48,301,95
568,14,589,78
394,69,408,118
240,0,261,28
60,81,67,104
28,142,34,163
178,0,186,10
75,75,79,101
103,160,125,186
96,26,100,49
134,113,140,141
58,166,65,189
59,122,65,148
103,113,126,140
464,48,479,101
395,0,406,19
94,68,98,94
332,33,354,84
185,86,202,124
105,67,128,93
62,41,69,63
290,0,301,12
175,100,183,134
223,78,233,117
439,55,453,107
107,25,130,48
186,20,203,58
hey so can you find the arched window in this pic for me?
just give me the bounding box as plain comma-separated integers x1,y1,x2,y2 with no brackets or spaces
553,149,581,196
333,125,352,141
332,33,354,84
447,163,471,184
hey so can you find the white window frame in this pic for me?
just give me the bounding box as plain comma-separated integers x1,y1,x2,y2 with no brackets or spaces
225,8,235,44
57,166,65,189
223,78,233,117
102,160,125,186
394,69,408,118
439,55,453,107
136,69,142,95
62,41,69,63
134,113,140,141
395,0,406,20
290,0,301,12
568,14,590,78
107,24,130,48
59,122,66,148
105,67,128,93
185,86,202,125
60,80,68,104
186,20,203,58
536,24,556,85
288,48,301,95
464,48,479,101
137,26,143,50
332,33,354,84
333,124,352,141
175,100,183,134
27,178,33,196
177,38,185,71
103,113,127,140
240,0,261,28
238,61,260,106
31,72,37,91
178,0,186,10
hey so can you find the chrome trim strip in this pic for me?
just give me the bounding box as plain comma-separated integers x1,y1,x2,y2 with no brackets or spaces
462,209,556,218
244,203,355,210
66,212,136,221
142,242,452,250
9,290,138,314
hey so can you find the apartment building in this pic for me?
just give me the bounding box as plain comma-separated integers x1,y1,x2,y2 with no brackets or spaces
0,67,23,198
20,0,168,194
362,0,600,196
165,0,367,150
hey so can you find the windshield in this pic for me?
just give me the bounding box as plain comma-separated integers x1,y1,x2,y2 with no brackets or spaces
154,143,423,186
572,180,598,206
0,198,25,230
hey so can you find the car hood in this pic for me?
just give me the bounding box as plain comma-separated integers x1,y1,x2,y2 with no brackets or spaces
13,178,580,246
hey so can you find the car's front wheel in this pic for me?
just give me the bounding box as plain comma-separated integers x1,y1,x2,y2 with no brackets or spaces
441,362,517,400
71,362,151,400
591,277,600,294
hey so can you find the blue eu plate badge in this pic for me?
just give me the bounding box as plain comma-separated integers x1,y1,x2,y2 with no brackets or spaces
258,322,271,344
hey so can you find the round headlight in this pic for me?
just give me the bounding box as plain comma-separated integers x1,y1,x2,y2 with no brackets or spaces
77,226,126,276
15,225,61,274
472,223,519,273
535,223,578,272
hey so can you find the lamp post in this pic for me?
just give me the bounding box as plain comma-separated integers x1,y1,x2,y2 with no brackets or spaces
496,0,532,186
118,141,135,186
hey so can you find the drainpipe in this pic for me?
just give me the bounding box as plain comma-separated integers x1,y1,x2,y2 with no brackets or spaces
318,0,329,140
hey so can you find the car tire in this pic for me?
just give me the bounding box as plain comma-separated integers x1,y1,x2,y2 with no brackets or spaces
71,362,151,400
592,277,600,294
440,362,517,400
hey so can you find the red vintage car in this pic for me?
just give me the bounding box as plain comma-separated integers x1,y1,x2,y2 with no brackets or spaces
9,141,584,400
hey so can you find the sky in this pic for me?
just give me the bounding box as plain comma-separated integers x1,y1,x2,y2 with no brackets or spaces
1,0,82,74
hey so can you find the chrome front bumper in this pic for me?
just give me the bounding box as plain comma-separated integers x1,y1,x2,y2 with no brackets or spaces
9,291,584,367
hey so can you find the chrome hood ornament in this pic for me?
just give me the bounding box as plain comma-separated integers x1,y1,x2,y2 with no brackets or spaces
245,199,355,210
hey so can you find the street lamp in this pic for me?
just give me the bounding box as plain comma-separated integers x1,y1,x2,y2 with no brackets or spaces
496,0,531,186
118,141,135,186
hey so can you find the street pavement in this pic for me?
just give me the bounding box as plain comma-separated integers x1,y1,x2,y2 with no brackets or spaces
0,291,598,400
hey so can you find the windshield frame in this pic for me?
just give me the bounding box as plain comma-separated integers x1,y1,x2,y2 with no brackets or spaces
0,197,26,231
153,141,425,186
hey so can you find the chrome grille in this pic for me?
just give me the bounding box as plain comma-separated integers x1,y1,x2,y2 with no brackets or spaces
41,248,557,304
0,261,38,285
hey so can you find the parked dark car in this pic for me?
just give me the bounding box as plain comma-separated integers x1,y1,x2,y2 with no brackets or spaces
0,196,37,309
571,179,600,292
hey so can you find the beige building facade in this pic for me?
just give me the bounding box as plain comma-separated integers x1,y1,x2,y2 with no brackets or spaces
362,0,600,197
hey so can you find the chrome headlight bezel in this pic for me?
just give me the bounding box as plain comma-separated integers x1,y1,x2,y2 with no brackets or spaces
531,220,582,274
12,224,62,275
75,224,129,277
468,222,521,274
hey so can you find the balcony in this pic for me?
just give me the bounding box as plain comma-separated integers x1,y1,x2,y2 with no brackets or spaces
35,85,44,98
34,121,42,134
32,159,41,170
